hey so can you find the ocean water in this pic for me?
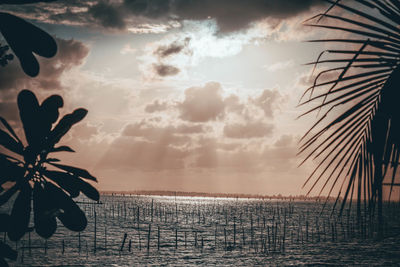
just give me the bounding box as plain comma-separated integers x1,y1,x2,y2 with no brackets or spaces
2,195,400,266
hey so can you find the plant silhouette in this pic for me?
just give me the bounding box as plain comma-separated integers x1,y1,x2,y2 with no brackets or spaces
0,90,99,265
299,0,400,236
0,0,58,77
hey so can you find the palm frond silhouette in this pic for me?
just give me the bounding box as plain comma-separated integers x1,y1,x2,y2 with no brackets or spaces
0,90,99,246
0,0,58,77
299,0,400,234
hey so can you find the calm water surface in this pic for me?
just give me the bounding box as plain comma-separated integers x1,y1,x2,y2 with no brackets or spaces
1,195,400,266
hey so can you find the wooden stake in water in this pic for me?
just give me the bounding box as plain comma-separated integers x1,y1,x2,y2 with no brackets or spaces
242,227,245,248
224,227,227,250
283,210,287,252
137,207,140,230
104,226,107,251
250,215,254,248
175,228,178,250
120,233,128,252
138,231,141,250
306,219,309,243
28,231,31,256
185,231,187,248
78,232,81,253
157,226,160,251
151,199,154,222
94,211,97,253
147,224,151,254
214,228,217,249
233,217,236,249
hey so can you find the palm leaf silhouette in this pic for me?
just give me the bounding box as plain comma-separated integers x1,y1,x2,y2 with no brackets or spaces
0,90,99,246
0,1,58,77
299,0,400,234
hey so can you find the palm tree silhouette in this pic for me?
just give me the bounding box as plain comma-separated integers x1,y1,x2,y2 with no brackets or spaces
0,90,99,265
298,0,400,237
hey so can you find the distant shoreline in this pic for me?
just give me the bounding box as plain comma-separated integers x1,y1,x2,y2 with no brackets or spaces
99,190,337,201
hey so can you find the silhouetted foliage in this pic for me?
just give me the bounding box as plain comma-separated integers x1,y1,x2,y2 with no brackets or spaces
0,0,58,77
299,0,400,234
0,90,99,265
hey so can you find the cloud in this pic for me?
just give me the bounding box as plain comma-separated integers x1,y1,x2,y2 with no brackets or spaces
146,37,191,77
144,99,169,113
100,121,296,173
0,37,89,127
154,37,191,58
178,82,225,122
95,80,288,174
274,134,293,147
98,120,206,171
99,137,189,171
251,89,282,118
122,121,203,145
193,133,298,172
88,1,126,29
145,83,284,124
0,102,19,122
0,37,89,92
265,60,295,72
102,0,323,33
139,18,277,79
2,0,324,34
175,124,205,134
261,134,298,171
172,0,323,33
224,121,274,139
153,63,180,77
224,95,245,115
120,44,137,54
70,122,100,141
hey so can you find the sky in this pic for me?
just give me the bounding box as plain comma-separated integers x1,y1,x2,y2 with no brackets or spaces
0,0,364,196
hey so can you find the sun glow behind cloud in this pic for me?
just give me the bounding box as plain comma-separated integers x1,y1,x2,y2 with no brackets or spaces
0,0,329,196
137,19,277,81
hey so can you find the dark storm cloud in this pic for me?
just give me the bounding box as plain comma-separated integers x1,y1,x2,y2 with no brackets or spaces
153,63,180,76
154,37,190,58
1,0,324,33
98,0,324,32
123,0,170,18
88,1,126,29
171,0,324,33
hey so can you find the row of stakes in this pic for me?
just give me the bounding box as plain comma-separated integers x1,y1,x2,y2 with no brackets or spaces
6,197,400,263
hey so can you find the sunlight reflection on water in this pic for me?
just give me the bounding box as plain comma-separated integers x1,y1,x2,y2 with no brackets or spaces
2,195,400,266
